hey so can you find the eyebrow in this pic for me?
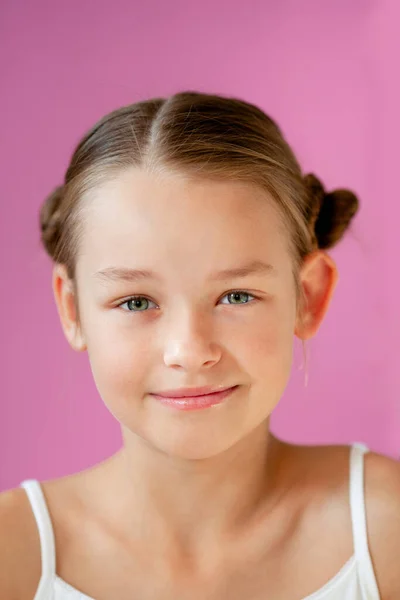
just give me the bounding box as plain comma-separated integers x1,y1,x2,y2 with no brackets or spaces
93,260,276,284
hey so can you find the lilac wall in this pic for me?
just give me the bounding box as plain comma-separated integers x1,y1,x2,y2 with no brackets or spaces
1,0,399,490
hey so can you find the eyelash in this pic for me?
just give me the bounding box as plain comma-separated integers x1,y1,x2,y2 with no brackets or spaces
117,290,259,313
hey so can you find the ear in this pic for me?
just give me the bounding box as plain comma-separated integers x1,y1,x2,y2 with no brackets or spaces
52,264,86,352
294,251,339,340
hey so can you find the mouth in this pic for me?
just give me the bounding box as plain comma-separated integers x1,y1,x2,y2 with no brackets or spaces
149,385,239,411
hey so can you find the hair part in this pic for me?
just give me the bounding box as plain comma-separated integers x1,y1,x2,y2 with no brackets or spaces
39,91,359,319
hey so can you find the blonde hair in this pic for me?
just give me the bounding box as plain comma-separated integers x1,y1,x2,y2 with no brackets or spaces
40,90,359,314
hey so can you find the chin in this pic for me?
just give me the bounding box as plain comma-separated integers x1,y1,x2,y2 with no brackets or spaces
143,425,244,461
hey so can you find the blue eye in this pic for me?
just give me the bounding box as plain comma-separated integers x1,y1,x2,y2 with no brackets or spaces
220,291,256,305
118,291,257,313
119,297,157,312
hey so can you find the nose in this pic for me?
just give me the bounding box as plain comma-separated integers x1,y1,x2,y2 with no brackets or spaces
162,309,222,372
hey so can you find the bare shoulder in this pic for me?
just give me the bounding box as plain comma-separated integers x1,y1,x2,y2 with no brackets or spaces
290,441,400,600
362,448,400,600
0,486,41,599
0,466,105,600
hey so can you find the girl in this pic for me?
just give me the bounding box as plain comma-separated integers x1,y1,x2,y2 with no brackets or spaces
1,91,399,599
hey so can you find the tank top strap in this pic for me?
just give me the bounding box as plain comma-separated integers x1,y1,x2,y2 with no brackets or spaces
349,442,381,599
20,479,56,596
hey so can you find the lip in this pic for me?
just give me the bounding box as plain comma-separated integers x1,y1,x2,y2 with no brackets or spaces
151,385,235,398
150,385,239,411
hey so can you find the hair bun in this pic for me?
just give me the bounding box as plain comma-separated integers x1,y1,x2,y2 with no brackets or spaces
304,173,359,250
39,185,64,259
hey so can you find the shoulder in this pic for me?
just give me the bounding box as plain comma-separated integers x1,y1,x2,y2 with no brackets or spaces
362,448,400,600
285,441,400,598
311,443,400,600
0,486,42,599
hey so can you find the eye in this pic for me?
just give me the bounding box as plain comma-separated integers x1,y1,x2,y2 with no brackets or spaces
117,290,258,313
119,296,157,312
220,291,257,305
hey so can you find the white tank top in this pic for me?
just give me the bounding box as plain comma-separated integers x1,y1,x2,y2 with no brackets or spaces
20,442,381,600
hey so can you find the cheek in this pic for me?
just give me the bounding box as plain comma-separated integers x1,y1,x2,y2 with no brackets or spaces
240,293,296,354
80,291,296,413
83,316,153,407
238,297,297,394
244,321,294,381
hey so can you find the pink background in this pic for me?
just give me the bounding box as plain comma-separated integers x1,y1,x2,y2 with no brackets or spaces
1,0,399,491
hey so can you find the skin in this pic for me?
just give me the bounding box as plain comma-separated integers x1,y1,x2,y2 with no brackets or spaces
54,168,336,592
55,168,338,496
2,167,400,599
62,168,336,463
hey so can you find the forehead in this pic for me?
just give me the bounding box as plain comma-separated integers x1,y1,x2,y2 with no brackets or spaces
78,168,291,278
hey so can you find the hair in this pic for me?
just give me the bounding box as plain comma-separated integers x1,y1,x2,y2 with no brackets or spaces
39,90,359,315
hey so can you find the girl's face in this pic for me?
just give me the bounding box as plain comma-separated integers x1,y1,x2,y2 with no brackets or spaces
72,168,299,459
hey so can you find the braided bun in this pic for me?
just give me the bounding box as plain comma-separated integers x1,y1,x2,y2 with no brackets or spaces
304,173,359,250
39,185,64,260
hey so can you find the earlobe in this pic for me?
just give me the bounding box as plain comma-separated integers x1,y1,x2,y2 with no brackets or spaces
71,327,87,353
52,264,86,352
294,251,339,341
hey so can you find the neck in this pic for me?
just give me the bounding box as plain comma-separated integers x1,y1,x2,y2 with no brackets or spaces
103,421,288,553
